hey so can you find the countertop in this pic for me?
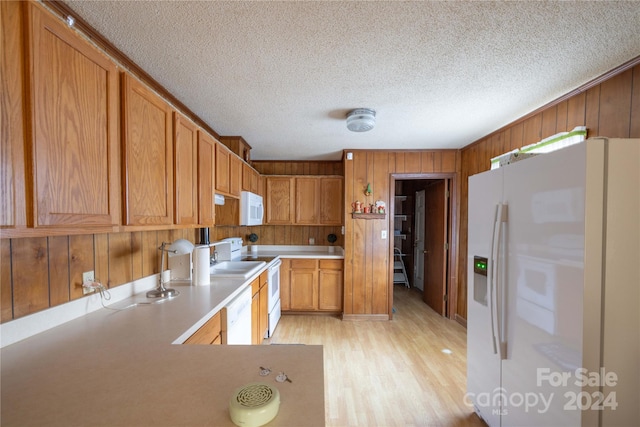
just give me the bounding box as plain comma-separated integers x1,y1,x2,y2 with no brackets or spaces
0,245,339,426
241,245,344,260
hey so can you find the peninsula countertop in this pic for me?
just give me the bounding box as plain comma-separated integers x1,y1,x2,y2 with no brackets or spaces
0,248,330,426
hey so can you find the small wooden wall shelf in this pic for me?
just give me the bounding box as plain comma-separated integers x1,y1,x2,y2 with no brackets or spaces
352,213,386,220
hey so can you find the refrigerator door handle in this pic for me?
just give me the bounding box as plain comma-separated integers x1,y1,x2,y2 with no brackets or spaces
488,204,500,355
494,203,508,360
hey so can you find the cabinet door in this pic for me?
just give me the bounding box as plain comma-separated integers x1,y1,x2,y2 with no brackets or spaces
290,269,317,310
290,259,318,310
250,168,260,194
1,1,27,229
197,131,216,225
266,177,295,224
320,177,343,225
251,291,260,345
122,73,173,225
242,163,253,192
229,155,242,197
215,143,230,195
319,260,343,311
295,178,320,224
173,113,198,225
28,3,120,227
242,163,260,194
183,312,221,345
280,259,291,310
259,282,269,339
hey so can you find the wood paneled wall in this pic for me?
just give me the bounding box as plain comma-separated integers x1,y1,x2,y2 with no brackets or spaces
456,62,640,323
1,229,196,322
343,150,459,318
214,225,343,247
251,160,343,176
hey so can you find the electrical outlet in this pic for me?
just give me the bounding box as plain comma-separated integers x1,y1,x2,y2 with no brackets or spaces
82,271,95,295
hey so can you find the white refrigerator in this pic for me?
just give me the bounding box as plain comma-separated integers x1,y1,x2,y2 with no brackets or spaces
467,138,639,426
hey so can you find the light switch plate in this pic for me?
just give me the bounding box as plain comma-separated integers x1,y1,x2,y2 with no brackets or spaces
381,230,387,239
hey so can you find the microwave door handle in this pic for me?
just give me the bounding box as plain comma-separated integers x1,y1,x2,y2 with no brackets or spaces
257,203,264,222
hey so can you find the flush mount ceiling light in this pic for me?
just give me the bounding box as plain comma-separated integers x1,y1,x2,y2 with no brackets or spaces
346,108,376,132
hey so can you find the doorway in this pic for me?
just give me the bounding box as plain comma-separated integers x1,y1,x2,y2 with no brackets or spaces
390,174,454,318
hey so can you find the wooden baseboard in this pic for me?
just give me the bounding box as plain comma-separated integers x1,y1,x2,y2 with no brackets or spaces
342,314,390,321
454,314,467,328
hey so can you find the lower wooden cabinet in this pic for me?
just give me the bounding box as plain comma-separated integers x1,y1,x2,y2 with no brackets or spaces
251,271,269,344
318,260,344,310
183,311,222,345
281,258,343,312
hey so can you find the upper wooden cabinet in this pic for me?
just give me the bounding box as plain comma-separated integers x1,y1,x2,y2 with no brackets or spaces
266,176,343,225
229,155,242,198
173,113,198,225
215,143,230,195
26,2,120,228
197,131,216,226
295,178,320,224
1,1,27,229
319,177,343,224
219,136,252,162
121,73,173,226
265,177,295,224
242,163,260,195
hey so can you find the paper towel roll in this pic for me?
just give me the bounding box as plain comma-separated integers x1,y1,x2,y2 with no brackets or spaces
192,246,210,286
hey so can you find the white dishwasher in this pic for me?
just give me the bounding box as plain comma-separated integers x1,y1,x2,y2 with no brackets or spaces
224,286,252,345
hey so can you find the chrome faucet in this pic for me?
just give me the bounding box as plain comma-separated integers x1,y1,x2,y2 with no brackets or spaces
210,250,218,265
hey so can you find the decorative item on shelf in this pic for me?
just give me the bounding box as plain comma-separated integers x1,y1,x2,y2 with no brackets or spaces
327,233,337,253
375,200,386,214
363,205,370,214
364,183,372,196
351,200,362,213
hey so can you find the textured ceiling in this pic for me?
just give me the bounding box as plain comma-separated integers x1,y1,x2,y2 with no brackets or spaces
62,1,640,161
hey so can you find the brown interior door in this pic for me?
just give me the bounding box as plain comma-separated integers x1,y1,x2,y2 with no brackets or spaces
423,180,448,315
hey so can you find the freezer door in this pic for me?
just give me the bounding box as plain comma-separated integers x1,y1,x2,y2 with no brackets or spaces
500,144,586,426
467,167,504,427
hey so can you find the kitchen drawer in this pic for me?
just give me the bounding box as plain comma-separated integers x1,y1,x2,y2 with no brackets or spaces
183,311,222,345
319,259,342,270
291,259,317,269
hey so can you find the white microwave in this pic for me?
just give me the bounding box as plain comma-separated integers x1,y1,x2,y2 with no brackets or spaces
240,191,264,226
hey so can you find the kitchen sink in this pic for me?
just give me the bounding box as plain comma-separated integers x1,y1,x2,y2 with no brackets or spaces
209,261,266,279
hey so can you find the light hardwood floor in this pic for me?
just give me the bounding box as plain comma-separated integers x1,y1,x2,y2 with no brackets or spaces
265,286,487,427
